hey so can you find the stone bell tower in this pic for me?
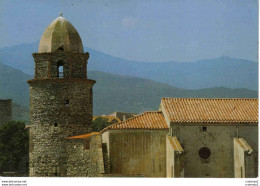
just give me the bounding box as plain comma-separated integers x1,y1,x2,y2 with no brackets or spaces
28,13,95,176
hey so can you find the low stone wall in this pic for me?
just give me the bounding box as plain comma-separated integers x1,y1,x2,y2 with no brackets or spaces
66,134,104,177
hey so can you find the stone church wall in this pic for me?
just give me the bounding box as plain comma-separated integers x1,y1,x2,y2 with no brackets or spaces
171,124,258,178
102,129,168,177
0,99,12,125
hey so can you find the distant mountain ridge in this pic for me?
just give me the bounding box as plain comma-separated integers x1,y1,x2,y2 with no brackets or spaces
0,43,258,90
0,62,257,124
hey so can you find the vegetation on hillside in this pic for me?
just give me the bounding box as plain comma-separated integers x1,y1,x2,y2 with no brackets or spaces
90,71,258,115
0,62,258,122
0,62,31,107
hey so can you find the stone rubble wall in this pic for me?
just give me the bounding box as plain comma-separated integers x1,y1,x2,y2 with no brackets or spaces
33,53,88,79
66,134,104,177
28,80,94,177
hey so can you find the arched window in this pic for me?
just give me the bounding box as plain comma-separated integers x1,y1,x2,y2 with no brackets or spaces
58,66,64,78
57,61,64,78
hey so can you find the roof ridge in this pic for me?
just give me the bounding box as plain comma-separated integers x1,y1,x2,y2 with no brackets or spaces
66,132,99,139
101,112,148,132
101,111,168,133
162,97,258,100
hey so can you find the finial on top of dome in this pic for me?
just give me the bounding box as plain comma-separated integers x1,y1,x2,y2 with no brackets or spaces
38,13,84,53
59,12,63,17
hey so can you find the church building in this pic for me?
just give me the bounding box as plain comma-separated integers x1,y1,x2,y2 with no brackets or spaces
28,15,258,178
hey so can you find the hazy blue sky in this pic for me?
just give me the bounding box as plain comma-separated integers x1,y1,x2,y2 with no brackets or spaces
0,0,258,62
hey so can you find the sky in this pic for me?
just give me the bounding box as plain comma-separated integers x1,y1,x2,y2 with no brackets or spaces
0,0,258,62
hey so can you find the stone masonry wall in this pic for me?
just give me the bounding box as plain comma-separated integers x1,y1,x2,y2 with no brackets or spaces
66,134,104,177
0,99,12,125
33,52,88,79
28,79,95,176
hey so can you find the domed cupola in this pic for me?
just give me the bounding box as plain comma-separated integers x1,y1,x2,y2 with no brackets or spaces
38,13,84,53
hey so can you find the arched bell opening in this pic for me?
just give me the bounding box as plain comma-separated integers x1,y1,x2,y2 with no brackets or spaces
57,61,64,78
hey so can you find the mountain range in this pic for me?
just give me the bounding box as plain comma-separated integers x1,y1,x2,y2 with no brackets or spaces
0,43,257,90
0,61,257,124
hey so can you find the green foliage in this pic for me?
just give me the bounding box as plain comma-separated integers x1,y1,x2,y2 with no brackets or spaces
92,117,118,132
0,121,29,173
0,62,31,107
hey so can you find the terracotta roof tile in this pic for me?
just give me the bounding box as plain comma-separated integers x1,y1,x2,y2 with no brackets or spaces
66,132,99,139
162,98,258,124
101,111,169,133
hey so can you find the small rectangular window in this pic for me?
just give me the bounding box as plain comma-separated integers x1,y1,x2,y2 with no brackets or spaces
64,100,69,106
203,127,207,132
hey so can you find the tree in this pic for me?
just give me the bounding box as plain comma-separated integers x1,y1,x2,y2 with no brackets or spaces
0,121,29,173
92,117,118,132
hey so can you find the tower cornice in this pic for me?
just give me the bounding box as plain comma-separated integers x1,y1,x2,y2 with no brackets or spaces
32,52,89,59
27,78,96,85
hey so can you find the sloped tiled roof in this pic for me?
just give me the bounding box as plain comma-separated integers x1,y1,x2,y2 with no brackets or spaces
101,111,169,133
66,132,99,140
161,98,258,124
